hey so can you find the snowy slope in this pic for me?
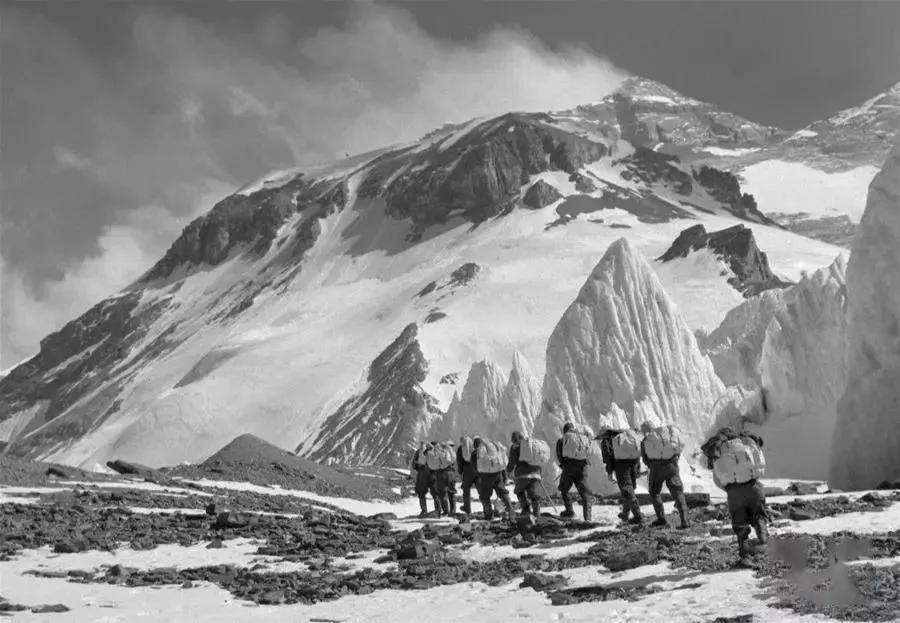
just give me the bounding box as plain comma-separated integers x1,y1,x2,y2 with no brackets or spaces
832,144,900,489
0,89,853,470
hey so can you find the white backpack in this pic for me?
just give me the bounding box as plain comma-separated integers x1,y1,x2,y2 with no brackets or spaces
611,429,642,460
643,425,685,460
561,431,592,460
426,444,455,470
459,436,475,462
519,437,551,467
713,437,766,486
476,440,506,474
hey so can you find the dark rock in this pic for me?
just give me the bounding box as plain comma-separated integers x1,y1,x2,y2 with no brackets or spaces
787,482,819,496
105,460,161,480
31,604,71,614
45,466,74,479
205,502,217,516
522,180,563,209
711,616,754,623
876,480,900,490
693,165,774,225
259,590,285,605
396,539,441,560
370,512,397,521
439,373,459,385
658,224,791,296
449,263,480,287
416,281,437,298
53,539,86,554
520,572,567,592
789,508,818,521
548,590,579,606
181,581,193,589
424,311,447,324
569,172,597,193
206,538,224,549
214,512,254,529
616,147,692,194
604,546,659,571
684,492,711,508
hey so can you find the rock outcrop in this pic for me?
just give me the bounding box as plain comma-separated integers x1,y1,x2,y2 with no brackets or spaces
617,147,693,195
495,352,542,440
692,165,774,225
522,180,563,210
831,145,900,489
659,224,790,296
699,256,848,479
303,324,442,467
536,238,724,445
360,113,607,230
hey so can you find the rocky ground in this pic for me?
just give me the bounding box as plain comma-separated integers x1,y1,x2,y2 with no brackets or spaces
1,460,899,621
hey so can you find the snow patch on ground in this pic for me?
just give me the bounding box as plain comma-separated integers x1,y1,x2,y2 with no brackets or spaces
702,146,761,157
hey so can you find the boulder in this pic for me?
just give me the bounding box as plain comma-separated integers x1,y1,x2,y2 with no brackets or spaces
787,482,819,496
105,460,161,480
604,545,659,571
520,572,567,592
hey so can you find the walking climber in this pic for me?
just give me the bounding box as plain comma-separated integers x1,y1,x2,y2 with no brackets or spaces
456,435,477,515
599,426,644,524
411,441,435,518
702,427,769,566
556,422,592,521
507,431,547,522
641,422,690,529
427,440,458,516
473,437,513,521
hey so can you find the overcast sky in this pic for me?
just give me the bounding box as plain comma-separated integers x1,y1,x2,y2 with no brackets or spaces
2,0,899,368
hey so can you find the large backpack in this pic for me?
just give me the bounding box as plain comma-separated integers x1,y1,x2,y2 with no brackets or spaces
713,437,766,486
611,429,642,460
415,447,428,467
426,443,455,470
459,436,475,462
476,440,506,474
519,437,551,467
561,430,592,460
643,425,685,460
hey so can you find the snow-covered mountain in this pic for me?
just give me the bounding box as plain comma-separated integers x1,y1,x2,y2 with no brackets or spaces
831,143,900,489
2,76,882,473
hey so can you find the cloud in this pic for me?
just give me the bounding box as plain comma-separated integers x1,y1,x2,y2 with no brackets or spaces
0,2,625,367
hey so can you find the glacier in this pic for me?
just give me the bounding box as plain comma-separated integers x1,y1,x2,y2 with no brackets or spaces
831,144,900,489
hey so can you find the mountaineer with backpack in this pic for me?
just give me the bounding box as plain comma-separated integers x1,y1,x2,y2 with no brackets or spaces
640,422,689,529
507,431,549,522
701,427,769,566
457,435,477,515
599,426,644,525
556,422,593,521
411,441,437,517
473,437,514,521
428,440,458,517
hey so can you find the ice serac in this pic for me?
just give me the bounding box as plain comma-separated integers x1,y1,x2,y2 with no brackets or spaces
495,352,541,440
431,360,507,442
536,238,725,446
302,324,442,467
832,145,900,489
700,256,848,479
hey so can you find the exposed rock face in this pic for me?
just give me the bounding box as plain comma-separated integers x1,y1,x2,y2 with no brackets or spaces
303,324,442,467
0,292,172,449
431,360,508,442
495,352,542,440
699,256,848,479
659,224,790,296
617,147,693,195
361,113,607,230
536,238,724,446
692,165,774,225
522,180,563,210
832,145,900,489
566,76,784,149
143,176,345,282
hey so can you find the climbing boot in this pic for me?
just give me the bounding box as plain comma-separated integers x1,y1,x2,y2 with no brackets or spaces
677,506,690,530
651,500,667,527
531,499,541,518
481,500,493,521
754,517,769,545
418,497,428,518
582,503,592,522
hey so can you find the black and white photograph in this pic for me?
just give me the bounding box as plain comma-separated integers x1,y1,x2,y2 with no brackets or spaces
1,0,899,620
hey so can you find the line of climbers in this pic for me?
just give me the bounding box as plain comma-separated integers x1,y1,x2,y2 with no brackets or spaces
411,422,767,565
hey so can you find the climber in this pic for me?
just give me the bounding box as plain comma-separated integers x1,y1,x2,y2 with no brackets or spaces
556,422,592,521
599,426,644,524
640,422,690,529
411,441,435,518
507,431,542,522
428,440,458,516
473,436,513,521
701,426,769,566
457,435,478,515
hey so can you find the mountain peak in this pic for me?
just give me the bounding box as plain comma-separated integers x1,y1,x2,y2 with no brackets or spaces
611,76,703,106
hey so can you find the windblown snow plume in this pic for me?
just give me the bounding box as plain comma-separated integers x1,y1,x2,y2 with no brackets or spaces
832,144,900,489
535,238,724,445
700,257,848,479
